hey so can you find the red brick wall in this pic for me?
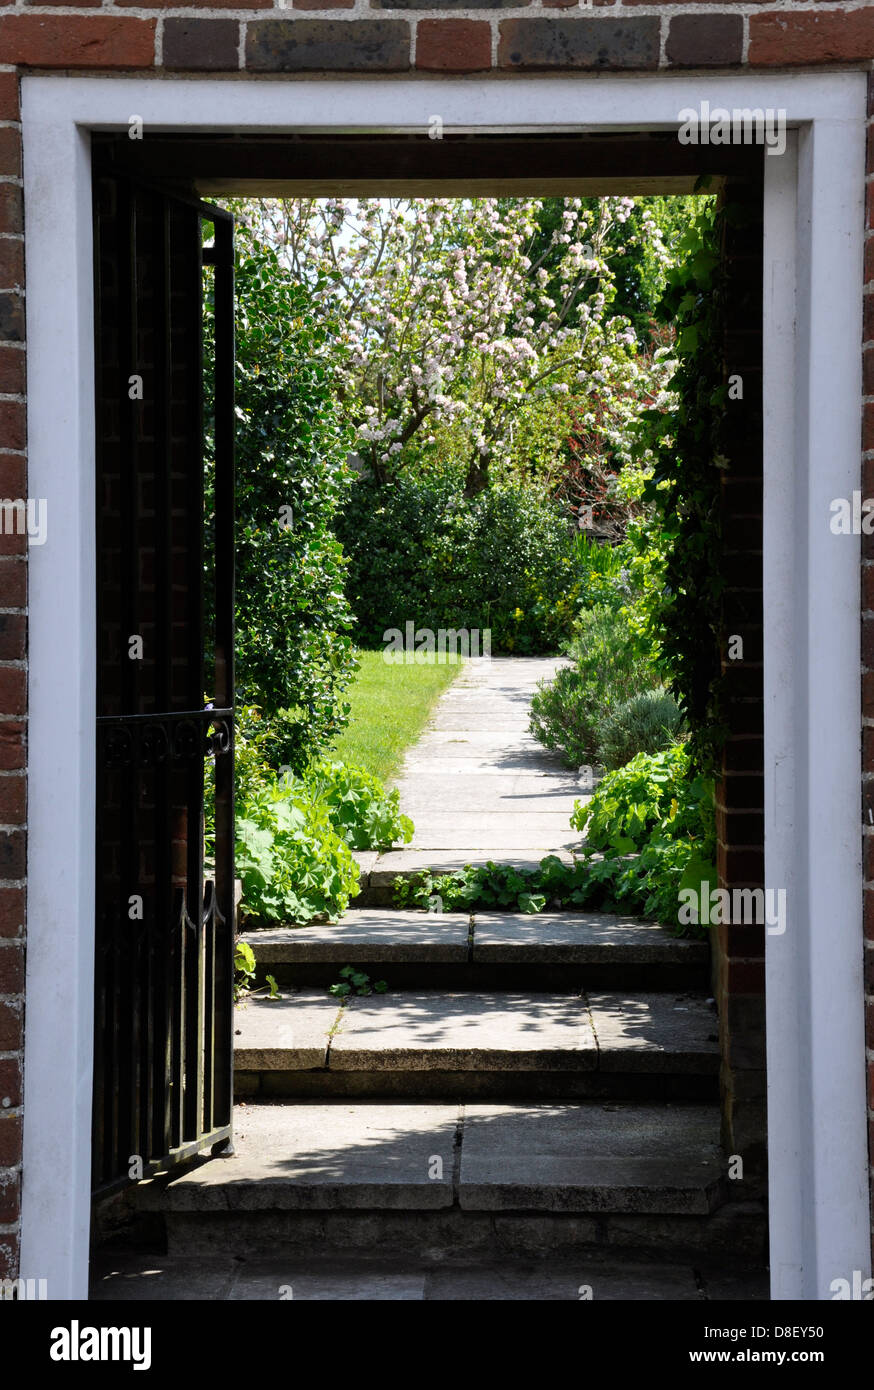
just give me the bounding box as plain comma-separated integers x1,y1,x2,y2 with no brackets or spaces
863,69,874,1274
1,4,873,1279
0,58,24,1281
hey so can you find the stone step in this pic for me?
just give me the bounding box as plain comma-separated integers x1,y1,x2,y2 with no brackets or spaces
357,849,577,906
132,1100,765,1261
241,909,709,992
233,988,720,1101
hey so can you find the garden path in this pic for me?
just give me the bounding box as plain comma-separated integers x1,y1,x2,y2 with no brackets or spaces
389,655,581,860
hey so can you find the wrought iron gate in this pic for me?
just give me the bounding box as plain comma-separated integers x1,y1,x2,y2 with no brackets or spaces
92,166,235,1192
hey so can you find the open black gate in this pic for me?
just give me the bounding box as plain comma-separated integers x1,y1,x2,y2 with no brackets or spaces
92,165,235,1192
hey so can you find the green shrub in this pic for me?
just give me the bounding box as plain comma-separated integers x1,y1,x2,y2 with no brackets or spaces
335,476,615,655
529,604,656,766
205,232,358,774
596,688,683,770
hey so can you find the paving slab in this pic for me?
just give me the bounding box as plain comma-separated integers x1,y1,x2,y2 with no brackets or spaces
458,1102,722,1213
390,655,582,856
229,1260,427,1301
396,772,582,813
472,913,709,965
588,993,720,1073
398,813,580,852
328,991,597,1072
148,1102,458,1211
241,909,470,964
233,992,340,1070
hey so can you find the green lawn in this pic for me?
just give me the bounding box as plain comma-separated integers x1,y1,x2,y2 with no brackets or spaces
328,649,462,783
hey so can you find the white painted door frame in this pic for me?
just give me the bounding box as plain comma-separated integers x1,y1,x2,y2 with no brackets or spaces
19,71,870,1301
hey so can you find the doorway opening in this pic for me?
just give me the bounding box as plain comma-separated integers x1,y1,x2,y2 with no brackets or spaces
88,135,768,1300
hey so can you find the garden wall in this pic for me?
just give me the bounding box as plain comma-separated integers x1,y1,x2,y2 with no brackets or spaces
1,3,873,1278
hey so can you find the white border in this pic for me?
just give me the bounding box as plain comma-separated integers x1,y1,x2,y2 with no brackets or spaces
18,73,871,1301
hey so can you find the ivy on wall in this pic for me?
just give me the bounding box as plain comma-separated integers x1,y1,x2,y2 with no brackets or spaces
633,195,731,775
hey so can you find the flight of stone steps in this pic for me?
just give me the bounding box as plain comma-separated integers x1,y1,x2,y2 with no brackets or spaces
134,906,767,1267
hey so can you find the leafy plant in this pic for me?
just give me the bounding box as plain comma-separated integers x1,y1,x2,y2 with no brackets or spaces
329,966,388,1000
234,940,280,1003
236,779,361,926
232,753,413,927
595,687,684,770
305,760,413,852
570,743,694,852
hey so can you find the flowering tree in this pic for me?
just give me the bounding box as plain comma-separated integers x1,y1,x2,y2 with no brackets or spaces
240,196,673,493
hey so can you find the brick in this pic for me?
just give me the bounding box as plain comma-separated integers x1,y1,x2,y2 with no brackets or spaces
866,346,874,401
0,129,20,181
0,456,24,497
866,237,874,290
0,16,156,68
0,73,18,123
381,0,519,7
163,19,240,70
0,189,21,239
0,831,23,879
865,292,874,346
721,774,765,811
0,295,24,345
0,774,24,822
246,19,410,71
724,698,764,737
665,14,742,67
0,999,20,1050
0,347,23,398
866,725,874,775
0,403,24,455
0,1057,20,1107
416,19,491,72
499,17,659,70
864,942,874,995
721,847,766,886
293,0,354,7
721,810,764,847
0,1116,21,1168
728,961,761,995
717,920,765,959
0,1172,19,1225
864,671,874,720
0,725,24,772
0,670,24,718
722,738,764,775
122,0,263,5
0,1235,19,1282
0,943,22,992
750,10,874,68
0,885,23,938
0,618,22,667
